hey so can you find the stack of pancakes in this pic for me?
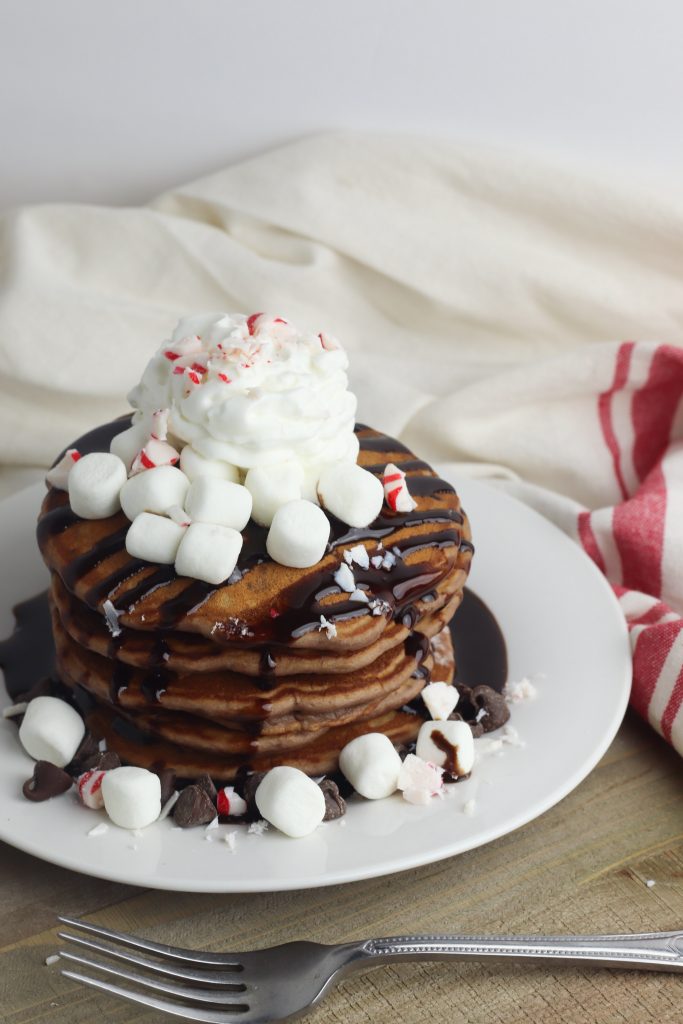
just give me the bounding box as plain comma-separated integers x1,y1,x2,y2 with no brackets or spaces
38,420,472,782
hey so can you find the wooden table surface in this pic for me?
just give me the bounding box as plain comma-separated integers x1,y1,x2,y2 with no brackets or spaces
1,710,681,1024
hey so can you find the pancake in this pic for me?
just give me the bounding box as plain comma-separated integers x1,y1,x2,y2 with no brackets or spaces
38,416,471,782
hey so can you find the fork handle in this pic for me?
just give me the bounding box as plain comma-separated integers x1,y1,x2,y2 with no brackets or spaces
360,931,683,972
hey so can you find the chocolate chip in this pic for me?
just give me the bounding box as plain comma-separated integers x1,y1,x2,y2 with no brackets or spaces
240,771,267,821
195,773,217,803
319,778,346,820
155,768,177,806
448,711,484,739
326,769,355,800
470,685,510,733
173,785,217,828
79,750,122,773
22,761,73,802
65,731,100,774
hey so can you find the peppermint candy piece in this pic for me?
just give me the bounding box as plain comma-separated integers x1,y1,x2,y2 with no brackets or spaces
382,463,417,513
77,768,107,809
130,437,181,475
217,785,247,818
46,449,81,490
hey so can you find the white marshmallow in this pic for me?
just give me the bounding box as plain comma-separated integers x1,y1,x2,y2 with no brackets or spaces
68,452,127,520
416,720,475,777
101,766,161,830
338,732,402,800
175,522,243,584
254,766,325,838
421,682,460,722
120,465,190,522
397,754,444,805
318,462,384,528
180,445,240,483
245,462,304,526
77,769,107,809
266,500,330,568
46,449,81,490
19,696,85,768
110,423,148,470
125,512,186,564
185,478,252,531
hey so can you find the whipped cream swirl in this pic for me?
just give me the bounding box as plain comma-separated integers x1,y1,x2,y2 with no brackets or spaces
128,313,359,470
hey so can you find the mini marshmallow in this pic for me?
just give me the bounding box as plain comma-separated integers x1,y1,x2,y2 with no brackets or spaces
338,732,402,800
255,766,326,838
421,681,460,721
101,766,161,829
416,720,474,777
180,445,240,483
68,452,127,520
175,522,243,584
382,463,417,513
318,462,384,528
217,785,247,818
245,461,304,526
120,465,190,521
185,478,252,531
125,512,186,564
266,500,330,568
46,449,81,490
397,754,444,805
110,423,149,470
19,696,85,768
77,769,107,809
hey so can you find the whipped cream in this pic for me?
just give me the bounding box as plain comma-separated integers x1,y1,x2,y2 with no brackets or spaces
127,312,359,472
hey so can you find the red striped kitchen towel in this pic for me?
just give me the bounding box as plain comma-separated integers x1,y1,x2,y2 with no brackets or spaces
577,343,683,755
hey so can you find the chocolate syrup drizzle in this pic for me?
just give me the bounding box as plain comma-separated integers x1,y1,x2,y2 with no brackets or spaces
36,418,472,657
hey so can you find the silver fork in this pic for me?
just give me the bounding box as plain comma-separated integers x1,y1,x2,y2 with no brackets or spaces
57,916,683,1023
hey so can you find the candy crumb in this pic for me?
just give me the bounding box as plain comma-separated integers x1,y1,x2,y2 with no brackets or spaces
158,791,179,821
338,818,347,827
505,677,538,704
205,816,219,831
45,955,60,967
87,823,109,837
646,879,656,888
2,702,28,718
463,799,477,816
224,831,238,852
248,820,269,836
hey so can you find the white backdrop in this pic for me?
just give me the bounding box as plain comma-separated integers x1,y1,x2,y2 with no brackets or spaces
2,0,683,208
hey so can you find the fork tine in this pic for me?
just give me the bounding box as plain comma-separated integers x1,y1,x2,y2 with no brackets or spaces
59,950,249,1007
58,931,245,988
61,969,249,1023
58,916,242,968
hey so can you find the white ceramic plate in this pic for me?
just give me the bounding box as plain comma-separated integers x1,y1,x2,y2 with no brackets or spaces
0,474,631,892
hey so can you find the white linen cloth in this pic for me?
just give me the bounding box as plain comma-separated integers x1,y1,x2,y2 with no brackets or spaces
1,134,682,753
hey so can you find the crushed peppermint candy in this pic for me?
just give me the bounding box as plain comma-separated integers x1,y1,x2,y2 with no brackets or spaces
318,615,337,639
382,463,417,513
334,563,356,593
87,822,109,837
2,701,28,719
397,754,444,805
45,954,61,967
103,600,122,638
371,555,383,569
150,409,170,441
46,448,82,491
505,677,538,703
463,799,477,816
167,504,191,527
130,436,180,475
224,831,238,852
158,790,179,821
350,589,369,603
248,819,269,836
369,598,391,617
343,544,370,570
